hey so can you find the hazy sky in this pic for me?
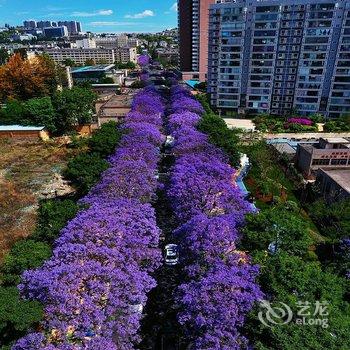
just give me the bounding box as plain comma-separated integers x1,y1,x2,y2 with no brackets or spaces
0,0,178,33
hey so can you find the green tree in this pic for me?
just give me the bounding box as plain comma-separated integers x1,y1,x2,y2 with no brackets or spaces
84,59,95,66
245,253,350,350
0,99,26,125
24,97,56,132
0,97,56,132
308,199,350,242
198,112,241,167
31,199,79,244
64,153,109,195
1,240,51,285
62,58,76,67
115,61,136,69
242,206,313,257
88,121,122,157
195,94,212,114
52,87,97,134
130,80,146,89
0,287,43,346
0,48,9,65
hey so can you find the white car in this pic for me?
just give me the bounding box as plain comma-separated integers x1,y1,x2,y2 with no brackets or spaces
164,244,179,266
165,135,175,147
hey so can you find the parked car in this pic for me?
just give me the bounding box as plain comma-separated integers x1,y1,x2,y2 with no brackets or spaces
165,135,175,147
164,244,179,266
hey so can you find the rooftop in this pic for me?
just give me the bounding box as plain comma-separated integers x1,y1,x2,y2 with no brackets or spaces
0,125,45,131
271,142,296,155
71,64,115,73
319,169,350,194
185,80,200,89
102,94,135,108
321,137,350,144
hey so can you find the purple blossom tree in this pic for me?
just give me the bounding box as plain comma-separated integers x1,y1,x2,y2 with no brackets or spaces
13,87,164,350
138,55,150,67
167,84,263,350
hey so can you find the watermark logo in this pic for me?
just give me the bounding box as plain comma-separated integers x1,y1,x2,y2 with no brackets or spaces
258,300,329,328
258,300,293,327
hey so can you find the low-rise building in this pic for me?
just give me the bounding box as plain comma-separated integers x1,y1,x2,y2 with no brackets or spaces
91,84,120,96
45,48,115,65
76,38,96,49
316,169,350,202
97,93,136,125
70,65,127,85
95,36,118,49
128,37,140,48
70,64,116,83
0,125,49,140
114,47,137,64
12,34,36,41
296,137,350,177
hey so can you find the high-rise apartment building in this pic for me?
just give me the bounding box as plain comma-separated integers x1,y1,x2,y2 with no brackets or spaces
208,0,350,118
43,26,69,38
58,21,82,35
37,21,54,29
178,0,216,81
23,20,37,29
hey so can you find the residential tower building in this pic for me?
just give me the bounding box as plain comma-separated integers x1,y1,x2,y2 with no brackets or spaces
178,0,216,81
208,0,350,117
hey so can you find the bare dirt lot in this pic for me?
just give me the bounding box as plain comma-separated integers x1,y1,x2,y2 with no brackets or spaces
0,138,74,261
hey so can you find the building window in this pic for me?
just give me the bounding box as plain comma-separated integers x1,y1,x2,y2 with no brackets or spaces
330,159,348,165
312,159,330,166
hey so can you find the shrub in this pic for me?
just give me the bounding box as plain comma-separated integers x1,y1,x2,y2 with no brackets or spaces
0,287,43,345
64,153,109,195
1,240,51,285
88,121,122,157
31,199,79,244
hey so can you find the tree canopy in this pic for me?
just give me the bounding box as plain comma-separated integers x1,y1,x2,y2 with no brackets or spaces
52,86,97,134
0,54,62,101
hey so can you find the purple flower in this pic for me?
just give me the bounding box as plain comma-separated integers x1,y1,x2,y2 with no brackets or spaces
15,87,164,349
138,55,150,67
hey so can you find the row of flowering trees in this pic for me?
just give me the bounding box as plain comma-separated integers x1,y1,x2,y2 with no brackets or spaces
167,85,263,349
13,87,165,350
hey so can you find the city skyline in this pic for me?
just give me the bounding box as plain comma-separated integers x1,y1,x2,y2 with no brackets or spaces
0,0,178,33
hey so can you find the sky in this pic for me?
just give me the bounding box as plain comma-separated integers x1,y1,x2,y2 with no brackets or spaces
0,0,178,33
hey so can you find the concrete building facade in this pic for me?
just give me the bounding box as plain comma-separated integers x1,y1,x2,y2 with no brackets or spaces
114,47,137,64
296,137,350,176
45,48,115,65
43,26,68,38
316,168,350,201
76,38,97,49
178,0,216,81
208,0,350,117
57,21,82,35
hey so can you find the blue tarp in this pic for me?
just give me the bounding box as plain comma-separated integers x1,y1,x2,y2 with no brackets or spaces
185,80,200,89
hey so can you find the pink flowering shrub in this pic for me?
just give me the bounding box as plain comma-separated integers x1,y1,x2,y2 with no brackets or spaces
287,118,313,126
